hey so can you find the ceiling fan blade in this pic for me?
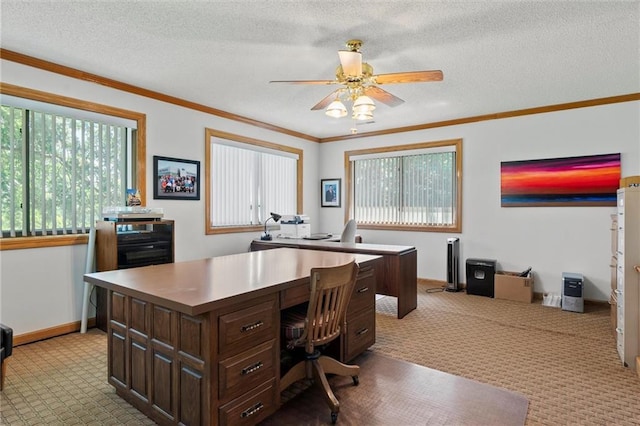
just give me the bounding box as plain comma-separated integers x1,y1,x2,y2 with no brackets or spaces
269,80,336,85
311,89,342,111
364,86,405,107
338,50,362,77
374,70,443,84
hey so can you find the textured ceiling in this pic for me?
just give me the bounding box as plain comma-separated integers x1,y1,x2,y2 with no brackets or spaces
1,1,639,139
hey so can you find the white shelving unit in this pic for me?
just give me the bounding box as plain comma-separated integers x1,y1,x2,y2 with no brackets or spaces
615,186,640,369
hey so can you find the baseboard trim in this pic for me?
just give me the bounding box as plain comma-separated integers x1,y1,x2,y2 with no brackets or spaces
14,318,96,346
418,278,466,290
531,292,608,305
418,278,446,288
583,299,610,307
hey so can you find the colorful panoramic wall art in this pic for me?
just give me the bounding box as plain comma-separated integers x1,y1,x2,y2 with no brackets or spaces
500,153,621,207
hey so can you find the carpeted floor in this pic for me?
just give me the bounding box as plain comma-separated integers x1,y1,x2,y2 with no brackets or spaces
0,328,154,426
1,283,639,425
374,286,640,425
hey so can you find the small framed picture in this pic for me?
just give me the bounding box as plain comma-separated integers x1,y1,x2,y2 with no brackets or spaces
126,189,142,206
321,178,341,207
153,156,200,200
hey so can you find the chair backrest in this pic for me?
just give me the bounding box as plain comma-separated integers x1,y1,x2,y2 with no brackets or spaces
340,219,357,243
303,260,359,353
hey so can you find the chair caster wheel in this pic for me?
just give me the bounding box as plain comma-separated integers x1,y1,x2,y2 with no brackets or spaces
331,411,338,423
352,375,359,386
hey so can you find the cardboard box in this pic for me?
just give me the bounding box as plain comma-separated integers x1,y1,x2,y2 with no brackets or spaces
494,271,533,303
620,175,640,188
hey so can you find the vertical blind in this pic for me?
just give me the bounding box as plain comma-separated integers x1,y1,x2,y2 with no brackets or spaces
1,105,129,237
353,151,456,226
210,142,297,227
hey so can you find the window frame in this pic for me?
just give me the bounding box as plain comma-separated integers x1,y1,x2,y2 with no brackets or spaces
344,138,463,233
205,128,303,235
0,83,147,250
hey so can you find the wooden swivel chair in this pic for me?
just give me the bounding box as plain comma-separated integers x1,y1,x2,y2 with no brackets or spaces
280,260,360,424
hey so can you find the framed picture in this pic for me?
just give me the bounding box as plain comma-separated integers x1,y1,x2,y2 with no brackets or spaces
153,155,200,200
321,178,341,207
500,153,620,207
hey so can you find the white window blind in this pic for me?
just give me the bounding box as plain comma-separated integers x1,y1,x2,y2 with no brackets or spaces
1,104,130,237
210,141,297,227
352,149,457,227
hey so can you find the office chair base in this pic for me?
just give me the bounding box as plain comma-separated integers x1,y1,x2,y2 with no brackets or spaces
280,354,360,423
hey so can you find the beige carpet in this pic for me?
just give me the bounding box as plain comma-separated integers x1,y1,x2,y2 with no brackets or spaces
374,286,640,425
0,329,154,425
1,283,639,425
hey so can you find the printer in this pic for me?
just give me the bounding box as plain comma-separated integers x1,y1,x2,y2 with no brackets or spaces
279,215,311,239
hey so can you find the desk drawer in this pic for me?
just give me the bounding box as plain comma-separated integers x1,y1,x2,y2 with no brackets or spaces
219,339,276,402
344,308,375,362
218,379,277,426
218,296,277,357
280,281,310,310
348,265,376,318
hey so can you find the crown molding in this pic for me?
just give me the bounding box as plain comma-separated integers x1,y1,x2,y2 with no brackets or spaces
2,48,638,144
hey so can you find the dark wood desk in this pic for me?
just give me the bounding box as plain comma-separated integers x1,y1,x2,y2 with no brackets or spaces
250,239,417,319
85,248,382,426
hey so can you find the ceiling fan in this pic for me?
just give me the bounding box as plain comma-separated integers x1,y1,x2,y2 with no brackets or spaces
269,39,443,121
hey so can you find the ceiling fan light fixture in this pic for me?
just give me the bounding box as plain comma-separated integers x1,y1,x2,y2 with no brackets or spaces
325,100,347,118
352,95,376,114
271,39,442,131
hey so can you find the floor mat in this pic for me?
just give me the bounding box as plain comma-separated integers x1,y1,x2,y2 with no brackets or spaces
261,350,529,425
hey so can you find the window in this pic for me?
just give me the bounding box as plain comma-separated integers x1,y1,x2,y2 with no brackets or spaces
345,139,462,232
0,84,146,249
205,129,303,234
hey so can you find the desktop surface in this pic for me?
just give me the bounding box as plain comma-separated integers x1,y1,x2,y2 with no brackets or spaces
85,248,378,315
254,237,414,254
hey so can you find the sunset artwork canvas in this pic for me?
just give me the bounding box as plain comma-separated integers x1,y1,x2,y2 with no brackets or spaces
500,153,621,207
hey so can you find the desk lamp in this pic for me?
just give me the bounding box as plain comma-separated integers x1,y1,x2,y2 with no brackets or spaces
261,212,282,240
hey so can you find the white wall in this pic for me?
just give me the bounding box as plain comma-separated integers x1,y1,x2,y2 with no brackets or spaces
0,244,87,333
1,59,638,336
318,102,640,301
0,60,320,335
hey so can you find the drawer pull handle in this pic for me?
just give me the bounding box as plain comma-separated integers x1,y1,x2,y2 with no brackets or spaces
356,327,369,336
240,402,264,418
241,361,263,375
241,320,264,332
357,286,369,293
